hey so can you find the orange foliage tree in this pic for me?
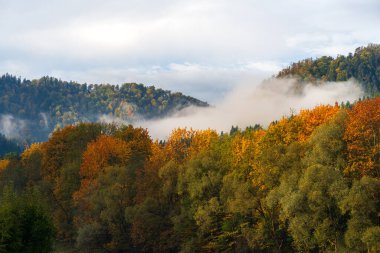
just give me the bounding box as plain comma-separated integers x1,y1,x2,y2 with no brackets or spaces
0,159,10,172
344,98,380,177
135,141,165,204
41,126,76,182
74,135,131,208
39,123,102,240
262,104,340,148
297,104,340,142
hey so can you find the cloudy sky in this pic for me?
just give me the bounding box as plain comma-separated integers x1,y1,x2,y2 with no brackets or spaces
0,0,379,102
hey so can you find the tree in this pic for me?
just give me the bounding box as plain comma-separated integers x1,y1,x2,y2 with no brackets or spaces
344,98,380,178
113,125,152,168
279,165,347,252
73,135,131,226
339,176,380,252
174,143,231,252
41,123,102,241
21,143,44,184
0,186,55,253
164,128,194,163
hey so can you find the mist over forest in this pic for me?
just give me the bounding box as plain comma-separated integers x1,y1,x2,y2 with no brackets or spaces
1,0,380,250
0,44,379,252
1,44,379,146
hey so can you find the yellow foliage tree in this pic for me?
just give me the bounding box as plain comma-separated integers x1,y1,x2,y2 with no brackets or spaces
0,159,10,172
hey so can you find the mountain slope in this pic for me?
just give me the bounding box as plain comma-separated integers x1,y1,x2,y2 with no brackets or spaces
0,75,208,142
277,44,380,96
0,134,21,158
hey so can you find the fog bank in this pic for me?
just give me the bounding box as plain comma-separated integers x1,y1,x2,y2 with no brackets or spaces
137,79,363,139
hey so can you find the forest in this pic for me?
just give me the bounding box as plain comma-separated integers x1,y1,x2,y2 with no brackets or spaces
277,44,380,96
0,97,378,253
0,74,208,142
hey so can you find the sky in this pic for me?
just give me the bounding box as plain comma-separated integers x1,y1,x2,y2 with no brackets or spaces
0,0,379,102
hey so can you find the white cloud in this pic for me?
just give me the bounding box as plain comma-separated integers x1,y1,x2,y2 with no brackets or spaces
244,61,284,73
49,63,268,103
0,0,379,101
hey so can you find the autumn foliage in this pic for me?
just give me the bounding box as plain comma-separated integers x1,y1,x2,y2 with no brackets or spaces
344,97,380,177
73,135,131,223
0,159,10,171
1,99,379,253
80,135,131,179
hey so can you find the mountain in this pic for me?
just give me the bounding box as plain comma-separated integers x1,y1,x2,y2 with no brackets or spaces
0,74,208,142
277,44,380,96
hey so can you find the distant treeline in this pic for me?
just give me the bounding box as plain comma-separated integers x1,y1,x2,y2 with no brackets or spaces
0,97,378,252
0,74,208,142
277,44,380,96
0,134,21,158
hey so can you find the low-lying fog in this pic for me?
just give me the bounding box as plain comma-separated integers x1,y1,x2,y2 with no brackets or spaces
136,78,363,139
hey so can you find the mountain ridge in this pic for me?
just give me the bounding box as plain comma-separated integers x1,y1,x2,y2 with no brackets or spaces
276,43,380,96
0,74,208,142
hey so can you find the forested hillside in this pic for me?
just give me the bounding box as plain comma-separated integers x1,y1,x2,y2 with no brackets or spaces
0,97,378,253
277,44,380,96
0,74,208,142
0,134,21,157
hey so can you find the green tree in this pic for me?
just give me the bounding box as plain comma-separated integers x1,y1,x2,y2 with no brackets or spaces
0,186,55,253
339,176,380,252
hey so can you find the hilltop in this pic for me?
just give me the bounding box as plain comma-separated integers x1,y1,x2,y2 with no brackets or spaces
0,75,208,142
277,44,380,96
